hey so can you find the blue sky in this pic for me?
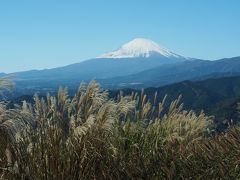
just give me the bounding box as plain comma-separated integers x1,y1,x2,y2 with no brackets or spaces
0,0,240,73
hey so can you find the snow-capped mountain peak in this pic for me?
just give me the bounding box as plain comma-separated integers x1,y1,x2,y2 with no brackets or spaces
98,38,183,59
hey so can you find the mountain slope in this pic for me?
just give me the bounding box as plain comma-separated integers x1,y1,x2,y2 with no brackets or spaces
100,57,240,88
10,57,183,81
10,56,240,95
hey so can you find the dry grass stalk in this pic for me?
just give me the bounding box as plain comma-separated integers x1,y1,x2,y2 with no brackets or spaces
1,80,239,179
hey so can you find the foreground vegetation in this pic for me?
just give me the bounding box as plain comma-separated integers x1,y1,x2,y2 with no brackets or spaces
0,80,240,179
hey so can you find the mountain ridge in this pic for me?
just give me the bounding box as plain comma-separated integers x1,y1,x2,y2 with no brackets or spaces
99,57,240,88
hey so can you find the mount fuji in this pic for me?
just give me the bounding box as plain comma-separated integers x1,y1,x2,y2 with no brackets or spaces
98,38,185,59
5,38,189,95
2,38,240,96
9,38,187,81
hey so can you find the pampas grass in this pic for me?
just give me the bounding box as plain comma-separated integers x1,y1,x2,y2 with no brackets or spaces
0,80,239,179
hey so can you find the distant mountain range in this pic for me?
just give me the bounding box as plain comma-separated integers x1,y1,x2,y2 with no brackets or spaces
1,38,240,96
100,57,240,88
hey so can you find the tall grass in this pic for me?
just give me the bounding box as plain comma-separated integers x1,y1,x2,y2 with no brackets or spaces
0,80,239,179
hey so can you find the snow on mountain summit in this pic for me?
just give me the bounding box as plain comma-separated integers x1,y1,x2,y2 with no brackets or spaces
98,38,183,59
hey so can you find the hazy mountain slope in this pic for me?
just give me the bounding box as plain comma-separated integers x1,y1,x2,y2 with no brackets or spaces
11,57,240,96
101,57,240,88
10,57,183,81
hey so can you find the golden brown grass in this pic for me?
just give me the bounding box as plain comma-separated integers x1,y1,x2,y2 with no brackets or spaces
0,80,239,179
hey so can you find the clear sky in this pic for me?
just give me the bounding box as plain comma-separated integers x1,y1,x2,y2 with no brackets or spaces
0,0,240,73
